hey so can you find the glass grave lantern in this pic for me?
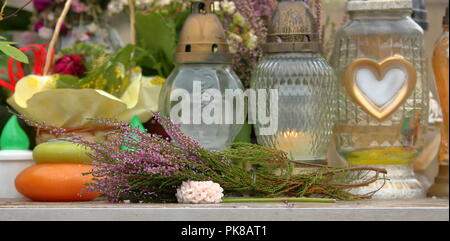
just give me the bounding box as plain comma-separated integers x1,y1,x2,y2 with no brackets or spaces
331,0,430,199
159,1,244,151
251,0,336,164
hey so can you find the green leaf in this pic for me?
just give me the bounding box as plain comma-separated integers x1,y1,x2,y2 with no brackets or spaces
135,47,165,77
58,45,136,97
0,42,29,64
173,11,190,40
136,12,176,61
59,42,108,72
135,12,176,77
54,74,81,89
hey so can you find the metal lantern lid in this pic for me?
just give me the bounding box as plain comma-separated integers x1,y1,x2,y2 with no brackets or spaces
347,0,412,12
175,1,231,64
263,0,320,53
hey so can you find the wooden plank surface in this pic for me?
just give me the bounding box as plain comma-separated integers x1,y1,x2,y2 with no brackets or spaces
0,198,447,221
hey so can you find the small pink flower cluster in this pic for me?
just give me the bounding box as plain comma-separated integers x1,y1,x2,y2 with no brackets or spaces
32,0,101,39
176,181,224,204
220,0,278,88
33,0,87,13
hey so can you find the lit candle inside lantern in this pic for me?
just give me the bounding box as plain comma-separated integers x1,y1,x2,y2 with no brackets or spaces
251,1,336,165
276,130,315,162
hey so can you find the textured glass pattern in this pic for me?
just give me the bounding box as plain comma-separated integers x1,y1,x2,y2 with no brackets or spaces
251,53,336,163
331,12,430,164
159,64,244,151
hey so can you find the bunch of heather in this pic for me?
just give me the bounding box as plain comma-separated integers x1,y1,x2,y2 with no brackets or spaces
215,0,277,88
21,113,387,203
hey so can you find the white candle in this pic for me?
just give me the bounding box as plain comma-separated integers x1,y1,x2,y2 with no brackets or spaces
0,150,34,199
276,131,313,161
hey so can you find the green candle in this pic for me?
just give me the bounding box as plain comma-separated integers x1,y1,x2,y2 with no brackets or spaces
0,115,29,150
121,115,146,151
130,115,146,132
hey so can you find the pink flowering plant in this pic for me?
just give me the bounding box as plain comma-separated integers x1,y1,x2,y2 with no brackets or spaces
214,0,277,88
23,113,387,203
31,0,109,39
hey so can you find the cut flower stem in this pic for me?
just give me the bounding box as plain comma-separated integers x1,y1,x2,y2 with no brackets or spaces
222,197,336,203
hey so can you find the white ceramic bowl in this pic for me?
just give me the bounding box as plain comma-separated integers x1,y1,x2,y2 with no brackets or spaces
0,150,34,199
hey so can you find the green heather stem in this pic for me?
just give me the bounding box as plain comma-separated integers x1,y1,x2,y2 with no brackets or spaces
222,197,336,203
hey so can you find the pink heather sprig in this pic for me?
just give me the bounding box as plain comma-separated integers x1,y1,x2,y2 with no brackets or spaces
31,0,105,37
226,0,277,88
19,115,194,202
63,113,251,203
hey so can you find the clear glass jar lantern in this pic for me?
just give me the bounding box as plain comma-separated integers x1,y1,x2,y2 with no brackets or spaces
331,0,430,198
159,1,244,151
251,0,336,164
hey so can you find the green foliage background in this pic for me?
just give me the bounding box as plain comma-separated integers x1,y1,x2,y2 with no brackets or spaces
135,9,189,78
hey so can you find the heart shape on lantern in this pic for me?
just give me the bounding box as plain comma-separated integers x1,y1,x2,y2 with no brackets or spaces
343,55,417,120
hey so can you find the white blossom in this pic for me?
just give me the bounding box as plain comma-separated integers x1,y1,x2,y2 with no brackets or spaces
107,0,174,14
107,0,125,15
47,12,55,21
226,32,243,54
87,23,98,32
221,0,236,14
246,32,258,49
155,0,173,7
228,32,243,43
135,0,154,8
176,181,224,204
233,12,246,26
213,1,221,12
38,27,53,40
